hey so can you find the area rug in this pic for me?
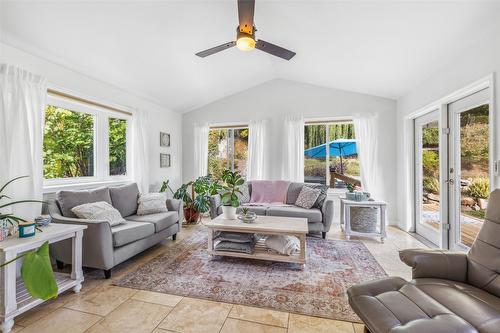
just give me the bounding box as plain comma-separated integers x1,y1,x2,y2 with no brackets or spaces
114,227,386,322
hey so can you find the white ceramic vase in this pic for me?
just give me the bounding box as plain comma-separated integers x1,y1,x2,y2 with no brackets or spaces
221,206,238,220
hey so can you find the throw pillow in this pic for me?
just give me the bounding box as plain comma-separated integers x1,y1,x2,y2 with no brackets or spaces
71,201,125,226
295,186,322,209
137,193,168,215
237,183,251,204
309,184,328,208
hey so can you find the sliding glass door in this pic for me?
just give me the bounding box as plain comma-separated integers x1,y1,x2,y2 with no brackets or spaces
414,111,442,245
448,89,491,250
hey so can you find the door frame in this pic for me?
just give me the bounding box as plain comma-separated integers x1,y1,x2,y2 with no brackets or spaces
405,74,495,249
447,88,494,251
414,110,444,246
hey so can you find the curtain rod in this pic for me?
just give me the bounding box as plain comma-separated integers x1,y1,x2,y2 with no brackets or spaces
47,89,133,116
305,119,352,125
209,124,248,130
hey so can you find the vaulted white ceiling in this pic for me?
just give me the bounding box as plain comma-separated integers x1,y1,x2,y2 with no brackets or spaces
1,1,499,112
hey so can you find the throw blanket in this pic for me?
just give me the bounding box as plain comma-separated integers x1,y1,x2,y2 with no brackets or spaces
249,180,290,205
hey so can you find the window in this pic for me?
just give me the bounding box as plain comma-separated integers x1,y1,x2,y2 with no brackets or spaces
43,94,131,188
208,126,248,179
304,121,358,188
108,118,127,176
43,105,95,178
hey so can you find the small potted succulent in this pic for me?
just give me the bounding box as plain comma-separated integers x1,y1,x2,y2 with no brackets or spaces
237,207,257,223
220,169,244,220
345,183,357,201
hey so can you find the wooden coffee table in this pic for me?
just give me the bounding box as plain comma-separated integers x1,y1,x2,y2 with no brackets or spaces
205,215,308,266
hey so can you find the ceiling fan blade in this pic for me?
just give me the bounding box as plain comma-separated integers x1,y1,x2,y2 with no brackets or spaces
255,40,296,60
195,41,236,58
238,0,255,34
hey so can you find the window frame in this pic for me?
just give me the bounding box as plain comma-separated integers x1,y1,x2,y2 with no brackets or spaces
43,95,132,192
208,124,249,177
304,118,356,187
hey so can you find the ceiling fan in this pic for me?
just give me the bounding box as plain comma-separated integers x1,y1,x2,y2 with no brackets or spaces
195,0,296,60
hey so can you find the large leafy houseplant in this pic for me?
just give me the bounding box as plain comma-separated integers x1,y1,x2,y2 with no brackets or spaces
174,176,221,223
0,176,57,300
219,170,245,219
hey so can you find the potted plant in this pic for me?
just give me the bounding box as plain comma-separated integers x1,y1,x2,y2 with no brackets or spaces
174,176,221,223
0,176,56,300
345,183,357,201
220,169,244,220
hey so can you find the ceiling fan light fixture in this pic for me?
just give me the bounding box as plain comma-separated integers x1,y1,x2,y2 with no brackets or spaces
236,36,255,51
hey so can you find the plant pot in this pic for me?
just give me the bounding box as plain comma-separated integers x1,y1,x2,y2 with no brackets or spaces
183,207,200,223
478,198,488,210
222,206,238,220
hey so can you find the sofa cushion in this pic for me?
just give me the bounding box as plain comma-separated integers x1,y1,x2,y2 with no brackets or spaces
217,205,268,216
111,221,155,247
109,183,139,217
286,182,304,205
137,193,168,215
267,206,322,223
57,187,112,218
126,212,178,233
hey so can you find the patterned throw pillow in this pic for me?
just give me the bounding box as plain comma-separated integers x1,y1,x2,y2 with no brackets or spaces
71,201,125,226
137,193,168,215
237,183,251,204
294,186,322,209
309,184,328,208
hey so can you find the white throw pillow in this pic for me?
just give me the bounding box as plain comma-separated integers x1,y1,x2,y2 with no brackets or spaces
137,193,168,215
71,201,125,226
295,186,322,209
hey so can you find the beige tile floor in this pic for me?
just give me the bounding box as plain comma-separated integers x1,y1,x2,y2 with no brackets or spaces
11,223,426,333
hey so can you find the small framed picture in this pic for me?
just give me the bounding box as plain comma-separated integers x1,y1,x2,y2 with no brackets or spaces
160,132,170,147
160,153,171,168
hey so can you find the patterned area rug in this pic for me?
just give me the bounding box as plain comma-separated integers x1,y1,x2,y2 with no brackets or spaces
114,227,386,322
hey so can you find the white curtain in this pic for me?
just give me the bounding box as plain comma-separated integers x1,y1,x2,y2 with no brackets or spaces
132,108,150,193
0,65,47,221
247,119,267,180
353,114,382,200
281,114,304,182
193,122,209,178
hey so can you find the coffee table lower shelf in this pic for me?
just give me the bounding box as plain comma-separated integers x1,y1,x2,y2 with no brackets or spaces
209,237,306,265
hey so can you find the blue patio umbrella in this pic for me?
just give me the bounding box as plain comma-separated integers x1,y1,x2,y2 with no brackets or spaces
304,139,357,174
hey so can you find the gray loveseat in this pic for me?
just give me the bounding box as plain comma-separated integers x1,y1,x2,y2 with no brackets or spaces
347,189,500,333
209,182,334,238
48,183,182,278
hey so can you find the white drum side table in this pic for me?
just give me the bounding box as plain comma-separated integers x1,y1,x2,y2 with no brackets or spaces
340,198,387,243
0,223,86,333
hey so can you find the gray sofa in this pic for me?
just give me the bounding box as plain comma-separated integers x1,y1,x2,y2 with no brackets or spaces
208,182,334,238
347,189,500,333
48,183,182,278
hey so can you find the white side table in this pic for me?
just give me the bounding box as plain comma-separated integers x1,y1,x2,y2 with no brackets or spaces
340,198,387,243
0,223,86,333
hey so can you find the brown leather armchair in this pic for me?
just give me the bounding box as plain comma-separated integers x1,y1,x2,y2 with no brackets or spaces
347,189,500,333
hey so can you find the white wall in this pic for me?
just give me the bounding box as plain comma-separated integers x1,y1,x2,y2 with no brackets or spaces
1,42,183,192
182,79,398,223
396,22,500,231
